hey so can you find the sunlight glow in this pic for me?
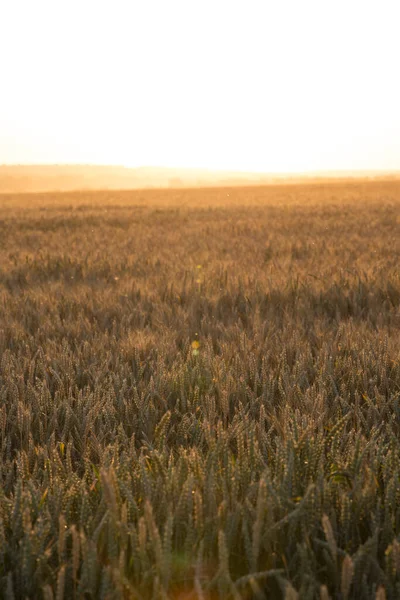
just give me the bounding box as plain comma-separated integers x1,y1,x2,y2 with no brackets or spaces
1,0,399,173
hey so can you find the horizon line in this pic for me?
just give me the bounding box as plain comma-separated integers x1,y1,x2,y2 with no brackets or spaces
1,163,400,177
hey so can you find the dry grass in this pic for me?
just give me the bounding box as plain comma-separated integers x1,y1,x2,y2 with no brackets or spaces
0,181,400,599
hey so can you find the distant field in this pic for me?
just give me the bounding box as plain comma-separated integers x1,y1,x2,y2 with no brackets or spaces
1,181,400,599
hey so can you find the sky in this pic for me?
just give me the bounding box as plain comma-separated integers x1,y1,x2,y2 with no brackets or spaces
1,0,399,174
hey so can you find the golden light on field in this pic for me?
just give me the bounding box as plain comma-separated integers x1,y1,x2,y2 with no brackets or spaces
1,0,399,174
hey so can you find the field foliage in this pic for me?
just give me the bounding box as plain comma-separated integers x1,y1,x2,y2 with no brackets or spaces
0,182,400,599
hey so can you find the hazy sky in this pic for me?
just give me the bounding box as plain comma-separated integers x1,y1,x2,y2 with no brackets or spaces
1,0,399,173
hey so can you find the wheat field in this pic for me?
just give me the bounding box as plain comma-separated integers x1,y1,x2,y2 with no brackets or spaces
0,181,400,599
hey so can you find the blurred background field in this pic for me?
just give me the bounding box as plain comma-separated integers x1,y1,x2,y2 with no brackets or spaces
0,181,400,599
